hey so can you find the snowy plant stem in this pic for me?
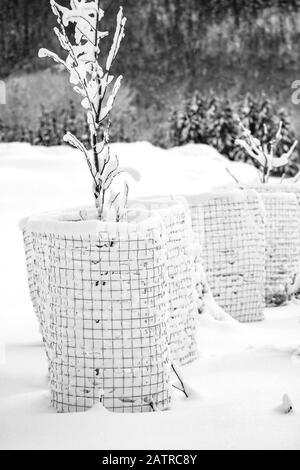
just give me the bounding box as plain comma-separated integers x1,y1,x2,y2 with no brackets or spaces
40,2,128,222
55,14,98,139
95,0,100,46
92,135,99,174
93,0,104,219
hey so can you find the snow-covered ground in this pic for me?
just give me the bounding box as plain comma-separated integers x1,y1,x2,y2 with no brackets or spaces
0,142,300,450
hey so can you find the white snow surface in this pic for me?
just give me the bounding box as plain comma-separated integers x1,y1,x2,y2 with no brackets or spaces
0,142,300,450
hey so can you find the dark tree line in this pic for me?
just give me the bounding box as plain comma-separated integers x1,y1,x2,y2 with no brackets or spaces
0,0,300,82
1,0,300,150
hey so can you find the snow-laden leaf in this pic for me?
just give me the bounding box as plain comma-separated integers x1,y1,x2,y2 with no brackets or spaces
108,181,129,222
94,62,105,80
76,60,92,78
53,27,69,51
81,97,90,109
106,7,127,71
65,55,80,84
275,121,283,141
235,139,266,167
63,131,81,148
38,48,66,67
101,153,118,179
53,0,104,44
86,80,100,111
99,73,115,99
262,143,269,158
75,27,108,47
73,44,97,64
272,155,289,169
273,140,298,168
64,132,96,181
103,170,124,191
73,85,85,96
98,146,110,174
123,167,141,182
100,154,124,191
108,189,119,206
50,0,61,19
99,75,123,121
69,69,80,85
96,140,105,155
87,111,97,129
63,132,90,156
63,131,89,160
251,136,261,148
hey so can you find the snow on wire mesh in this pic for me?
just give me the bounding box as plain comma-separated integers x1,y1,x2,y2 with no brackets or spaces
255,192,300,306
249,182,300,236
128,197,199,366
186,190,266,323
21,210,171,413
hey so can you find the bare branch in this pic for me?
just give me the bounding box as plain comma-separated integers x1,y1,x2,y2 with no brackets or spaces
225,167,242,186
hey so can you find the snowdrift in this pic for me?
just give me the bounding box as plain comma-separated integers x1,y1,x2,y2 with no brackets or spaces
0,142,300,450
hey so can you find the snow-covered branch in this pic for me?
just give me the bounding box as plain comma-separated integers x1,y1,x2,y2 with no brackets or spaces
236,120,298,183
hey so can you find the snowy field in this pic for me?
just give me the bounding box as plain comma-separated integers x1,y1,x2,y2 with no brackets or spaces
0,142,300,450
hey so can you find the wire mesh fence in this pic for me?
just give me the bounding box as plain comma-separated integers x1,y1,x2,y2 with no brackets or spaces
250,182,300,237
128,197,199,366
186,190,266,322
257,192,300,306
21,209,172,413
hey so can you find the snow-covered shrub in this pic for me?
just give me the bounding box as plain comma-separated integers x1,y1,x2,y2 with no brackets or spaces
236,120,298,184
169,93,300,178
39,0,129,221
186,190,266,322
21,2,175,415
234,122,300,305
236,95,299,178
128,197,199,366
21,208,172,413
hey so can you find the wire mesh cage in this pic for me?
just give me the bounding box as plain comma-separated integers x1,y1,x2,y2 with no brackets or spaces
254,192,300,306
186,190,266,323
249,182,300,233
128,197,199,366
21,209,172,413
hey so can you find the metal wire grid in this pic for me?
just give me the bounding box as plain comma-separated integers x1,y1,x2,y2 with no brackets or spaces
156,204,199,366
23,220,172,413
250,183,300,201
259,193,300,306
127,199,199,366
189,191,266,322
250,183,300,239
